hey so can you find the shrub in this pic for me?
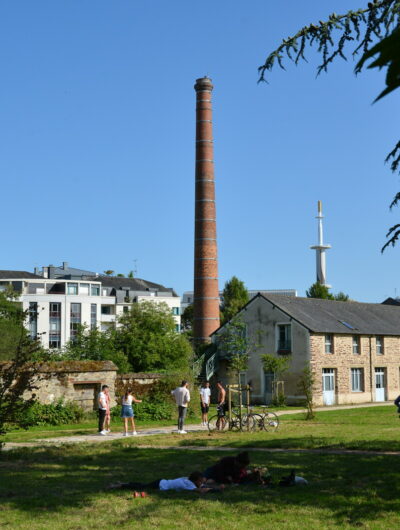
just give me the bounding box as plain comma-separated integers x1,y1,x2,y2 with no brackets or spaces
17,399,84,428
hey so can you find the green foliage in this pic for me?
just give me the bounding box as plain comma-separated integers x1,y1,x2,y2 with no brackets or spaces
220,276,249,324
15,399,84,428
115,301,192,373
306,282,334,299
181,303,193,331
272,391,287,407
0,290,46,438
306,282,350,301
261,354,291,379
258,0,400,251
62,325,130,373
297,367,316,420
218,317,251,382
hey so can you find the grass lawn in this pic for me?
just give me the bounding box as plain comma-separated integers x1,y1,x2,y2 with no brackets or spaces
107,406,400,453
1,442,400,529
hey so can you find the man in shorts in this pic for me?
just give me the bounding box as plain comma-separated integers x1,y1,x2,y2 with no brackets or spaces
216,381,227,430
200,381,211,426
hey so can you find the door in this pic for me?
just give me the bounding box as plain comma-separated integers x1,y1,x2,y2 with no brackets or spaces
322,369,335,405
375,368,386,402
264,373,274,405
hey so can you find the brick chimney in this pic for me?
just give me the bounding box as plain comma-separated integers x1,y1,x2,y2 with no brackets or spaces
193,77,220,345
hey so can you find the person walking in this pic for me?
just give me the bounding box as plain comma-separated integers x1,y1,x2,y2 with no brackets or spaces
171,380,190,434
216,381,227,430
200,381,211,426
121,389,142,436
98,385,108,435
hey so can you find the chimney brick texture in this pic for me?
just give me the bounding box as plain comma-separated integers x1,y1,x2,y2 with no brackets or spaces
193,77,220,344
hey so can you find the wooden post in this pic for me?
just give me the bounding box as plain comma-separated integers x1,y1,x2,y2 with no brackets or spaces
228,385,232,426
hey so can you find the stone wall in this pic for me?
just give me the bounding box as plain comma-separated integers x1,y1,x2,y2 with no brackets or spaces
310,333,400,406
23,361,118,411
115,373,163,404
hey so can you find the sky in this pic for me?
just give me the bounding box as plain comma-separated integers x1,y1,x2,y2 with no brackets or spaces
0,1,399,303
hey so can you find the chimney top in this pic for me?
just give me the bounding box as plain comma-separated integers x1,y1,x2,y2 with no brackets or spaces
194,76,213,91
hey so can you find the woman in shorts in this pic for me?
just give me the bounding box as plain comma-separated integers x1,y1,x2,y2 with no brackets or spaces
121,389,142,436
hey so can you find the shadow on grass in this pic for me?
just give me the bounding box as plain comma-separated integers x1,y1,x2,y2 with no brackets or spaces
1,444,400,527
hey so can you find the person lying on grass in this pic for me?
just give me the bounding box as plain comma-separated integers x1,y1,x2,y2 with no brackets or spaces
203,451,252,485
108,471,224,493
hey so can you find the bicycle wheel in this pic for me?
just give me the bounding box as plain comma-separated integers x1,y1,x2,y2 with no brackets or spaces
208,414,229,432
241,414,256,431
262,412,279,431
230,413,243,431
250,413,265,432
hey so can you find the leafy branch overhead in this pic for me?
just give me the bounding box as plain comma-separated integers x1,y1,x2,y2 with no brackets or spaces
258,0,400,250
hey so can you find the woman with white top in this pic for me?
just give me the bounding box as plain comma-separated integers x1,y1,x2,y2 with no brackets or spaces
200,381,211,426
121,389,142,436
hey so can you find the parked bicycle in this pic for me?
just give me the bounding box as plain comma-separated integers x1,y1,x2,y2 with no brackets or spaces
208,407,279,433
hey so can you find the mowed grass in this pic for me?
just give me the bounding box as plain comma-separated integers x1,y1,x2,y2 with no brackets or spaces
108,405,400,453
1,442,400,529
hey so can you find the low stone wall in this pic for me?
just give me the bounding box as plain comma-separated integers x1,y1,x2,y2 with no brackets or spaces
115,373,163,403
23,361,118,411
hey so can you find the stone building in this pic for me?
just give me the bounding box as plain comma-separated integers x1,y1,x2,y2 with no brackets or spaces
211,294,400,406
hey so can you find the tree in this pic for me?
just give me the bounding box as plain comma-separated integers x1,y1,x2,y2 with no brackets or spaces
0,290,45,439
297,367,316,420
258,0,400,250
306,282,350,301
103,270,114,276
218,317,253,387
261,354,291,405
114,301,192,373
220,276,249,324
180,303,193,332
63,325,130,373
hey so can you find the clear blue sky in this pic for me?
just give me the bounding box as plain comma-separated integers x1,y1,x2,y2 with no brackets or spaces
0,1,398,302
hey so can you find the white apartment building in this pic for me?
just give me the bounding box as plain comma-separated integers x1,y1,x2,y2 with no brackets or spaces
0,267,181,349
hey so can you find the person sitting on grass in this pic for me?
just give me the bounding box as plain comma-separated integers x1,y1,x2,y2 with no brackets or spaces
203,451,251,484
108,471,224,493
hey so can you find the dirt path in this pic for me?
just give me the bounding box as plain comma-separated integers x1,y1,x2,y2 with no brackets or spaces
2,402,394,452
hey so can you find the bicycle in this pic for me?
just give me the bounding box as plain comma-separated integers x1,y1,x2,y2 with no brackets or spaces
259,409,280,432
207,409,242,432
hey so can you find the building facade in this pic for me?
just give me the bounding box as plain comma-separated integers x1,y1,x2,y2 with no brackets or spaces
212,294,400,406
0,267,181,349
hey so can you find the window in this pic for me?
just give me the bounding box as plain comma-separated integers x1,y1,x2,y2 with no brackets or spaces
70,303,81,341
49,302,61,348
90,304,97,330
325,334,333,354
123,306,129,313
67,283,78,295
172,307,180,316
376,336,384,355
277,324,291,354
352,336,360,355
175,324,180,332
79,283,89,295
101,305,114,315
91,284,100,296
351,368,364,392
29,302,38,340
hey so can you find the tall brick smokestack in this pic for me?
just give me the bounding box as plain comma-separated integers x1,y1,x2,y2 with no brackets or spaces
193,76,220,345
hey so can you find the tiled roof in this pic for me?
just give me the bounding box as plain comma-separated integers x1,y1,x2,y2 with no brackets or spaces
0,270,43,279
262,294,400,336
84,275,176,295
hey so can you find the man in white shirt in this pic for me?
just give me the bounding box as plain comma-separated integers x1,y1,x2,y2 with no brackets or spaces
98,385,108,435
200,381,211,426
171,380,190,434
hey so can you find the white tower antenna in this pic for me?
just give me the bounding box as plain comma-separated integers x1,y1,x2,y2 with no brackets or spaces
310,200,331,288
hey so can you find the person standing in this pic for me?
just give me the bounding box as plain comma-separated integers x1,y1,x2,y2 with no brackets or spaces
171,380,190,434
104,386,111,433
216,381,227,430
200,381,211,426
98,384,108,435
121,389,142,436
